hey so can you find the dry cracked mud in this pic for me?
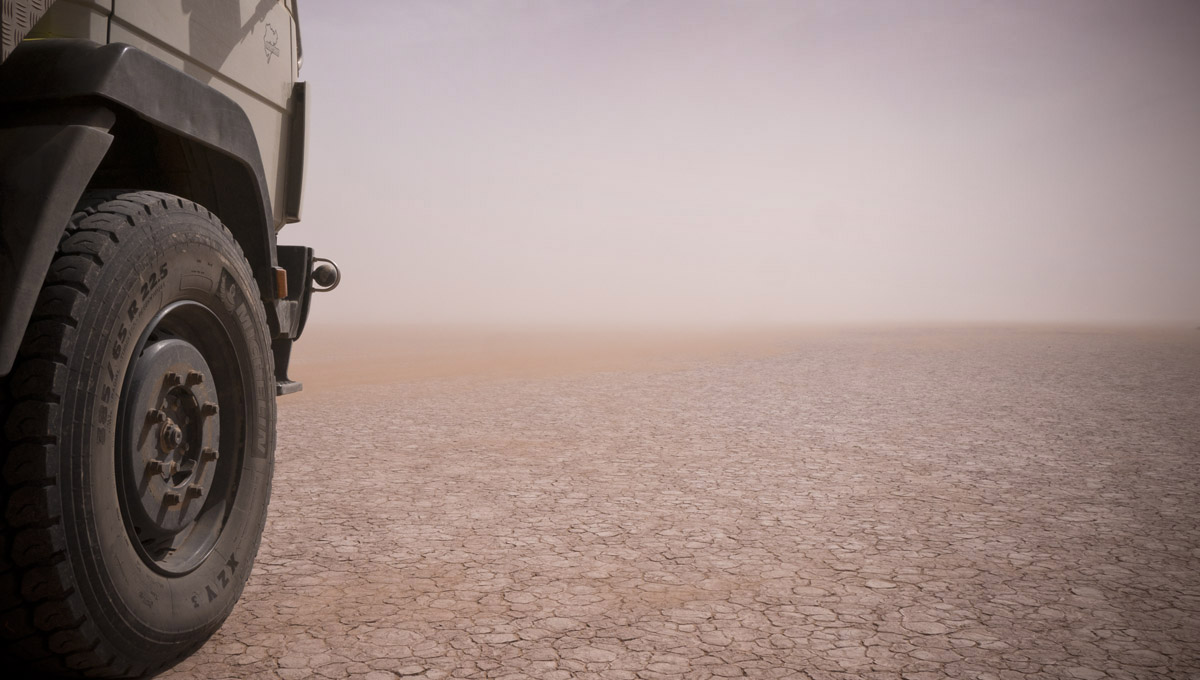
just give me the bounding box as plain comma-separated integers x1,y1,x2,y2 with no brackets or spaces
160,327,1200,679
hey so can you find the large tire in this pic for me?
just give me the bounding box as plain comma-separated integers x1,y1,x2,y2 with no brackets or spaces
0,191,276,677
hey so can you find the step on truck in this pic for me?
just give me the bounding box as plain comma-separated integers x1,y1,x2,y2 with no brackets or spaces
0,1,337,676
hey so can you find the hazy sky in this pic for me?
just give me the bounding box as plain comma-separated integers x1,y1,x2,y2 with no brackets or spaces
285,0,1200,326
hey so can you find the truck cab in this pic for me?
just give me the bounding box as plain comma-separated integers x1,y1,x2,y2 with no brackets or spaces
0,2,334,676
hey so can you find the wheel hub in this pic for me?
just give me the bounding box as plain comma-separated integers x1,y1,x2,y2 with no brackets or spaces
159,420,184,452
125,338,220,534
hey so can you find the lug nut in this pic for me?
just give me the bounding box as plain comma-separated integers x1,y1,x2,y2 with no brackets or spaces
201,402,219,416
187,370,205,385
164,372,183,387
186,484,204,499
146,460,177,476
201,447,219,462
147,408,167,423
163,490,181,505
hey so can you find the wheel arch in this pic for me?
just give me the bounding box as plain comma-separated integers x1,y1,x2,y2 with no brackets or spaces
0,39,282,377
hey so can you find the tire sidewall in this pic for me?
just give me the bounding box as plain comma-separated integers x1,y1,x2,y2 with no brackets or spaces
60,201,274,657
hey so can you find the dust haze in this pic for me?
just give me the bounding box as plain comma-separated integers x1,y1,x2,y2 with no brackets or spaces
161,5,1200,675
285,0,1200,328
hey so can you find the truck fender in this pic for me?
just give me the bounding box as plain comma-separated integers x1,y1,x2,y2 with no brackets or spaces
0,39,282,377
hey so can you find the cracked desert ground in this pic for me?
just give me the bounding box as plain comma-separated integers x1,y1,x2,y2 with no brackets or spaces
160,326,1200,680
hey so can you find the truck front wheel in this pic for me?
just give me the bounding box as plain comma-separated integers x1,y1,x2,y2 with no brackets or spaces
0,191,276,677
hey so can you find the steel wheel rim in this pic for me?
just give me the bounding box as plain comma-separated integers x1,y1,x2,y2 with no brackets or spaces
116,300,247,576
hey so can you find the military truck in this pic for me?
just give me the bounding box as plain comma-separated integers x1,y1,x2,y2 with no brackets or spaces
0,1,336,676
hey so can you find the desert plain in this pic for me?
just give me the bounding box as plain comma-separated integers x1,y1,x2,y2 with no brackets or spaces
160,325,1200,680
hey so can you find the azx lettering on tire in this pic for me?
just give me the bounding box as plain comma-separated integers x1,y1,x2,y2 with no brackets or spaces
0,191,275,678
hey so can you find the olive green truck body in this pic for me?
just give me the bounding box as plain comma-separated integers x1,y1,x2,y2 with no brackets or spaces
1,0,316,386
0,2,331,676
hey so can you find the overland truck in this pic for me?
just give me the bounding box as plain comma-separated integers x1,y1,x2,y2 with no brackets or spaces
0,1,337,676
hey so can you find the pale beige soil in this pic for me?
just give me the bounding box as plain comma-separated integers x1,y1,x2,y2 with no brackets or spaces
161,326,1200,679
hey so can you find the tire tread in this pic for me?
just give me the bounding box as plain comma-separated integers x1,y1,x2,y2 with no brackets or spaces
0,190,262,678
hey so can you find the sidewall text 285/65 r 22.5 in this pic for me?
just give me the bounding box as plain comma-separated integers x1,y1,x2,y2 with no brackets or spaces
0,191,275,678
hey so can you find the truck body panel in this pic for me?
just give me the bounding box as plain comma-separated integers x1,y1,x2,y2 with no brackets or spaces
107,0,297,227
1,0,316,379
